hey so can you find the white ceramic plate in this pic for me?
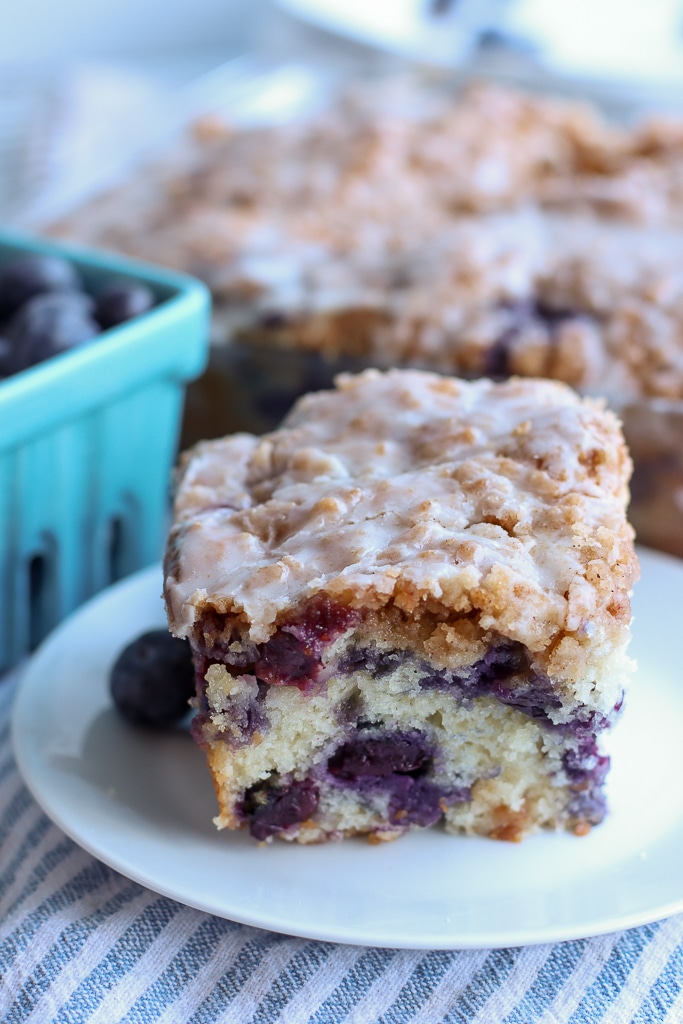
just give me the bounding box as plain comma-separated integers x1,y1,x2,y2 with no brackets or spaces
12,548,683,949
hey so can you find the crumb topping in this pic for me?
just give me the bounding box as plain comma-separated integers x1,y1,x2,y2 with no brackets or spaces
165,370,637,667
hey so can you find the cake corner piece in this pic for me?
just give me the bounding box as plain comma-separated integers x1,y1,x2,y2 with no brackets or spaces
164,369,638,844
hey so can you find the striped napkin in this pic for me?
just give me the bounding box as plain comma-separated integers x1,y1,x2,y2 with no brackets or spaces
2,674,682,1024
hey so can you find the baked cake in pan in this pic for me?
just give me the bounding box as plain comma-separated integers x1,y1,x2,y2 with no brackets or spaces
164,369,638,844
47,79,683,560
47,81,683,383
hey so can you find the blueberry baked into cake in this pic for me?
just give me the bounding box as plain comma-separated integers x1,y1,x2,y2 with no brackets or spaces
164,369,638,844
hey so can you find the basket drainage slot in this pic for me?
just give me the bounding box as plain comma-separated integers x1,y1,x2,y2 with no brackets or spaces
108,516,125,585
28,553,49,651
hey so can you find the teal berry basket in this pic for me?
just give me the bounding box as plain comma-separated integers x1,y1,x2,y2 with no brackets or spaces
0,231,211,671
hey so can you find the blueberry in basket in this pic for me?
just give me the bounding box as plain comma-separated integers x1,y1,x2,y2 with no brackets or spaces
0,253,155,378
95,281,155,328
2,292,100,375
110,630,195,728
0,252,82,318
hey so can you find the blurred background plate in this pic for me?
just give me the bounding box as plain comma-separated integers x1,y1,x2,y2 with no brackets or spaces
275,0,683,100
275,0,511,67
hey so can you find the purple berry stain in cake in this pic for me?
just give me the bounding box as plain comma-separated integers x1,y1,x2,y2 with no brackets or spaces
190,652,268,748
562,736,610,825
242,779,319,840
339,646,412,677
347,641,564,725
334,644,619,829
340,641,566,725
192,597,359,690
327,730,470,828
254,596,360,689
213,675,269,745
492,675,562,721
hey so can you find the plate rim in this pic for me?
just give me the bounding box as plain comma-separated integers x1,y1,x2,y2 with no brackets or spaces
11,548,683,949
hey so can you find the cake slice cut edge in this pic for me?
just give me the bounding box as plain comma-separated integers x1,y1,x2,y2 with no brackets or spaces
164,369,639,844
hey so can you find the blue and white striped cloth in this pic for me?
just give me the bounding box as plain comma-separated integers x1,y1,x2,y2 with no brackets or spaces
2,673,683,1024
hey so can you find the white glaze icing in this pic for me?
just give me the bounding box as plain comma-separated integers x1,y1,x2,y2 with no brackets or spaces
165,371,637,674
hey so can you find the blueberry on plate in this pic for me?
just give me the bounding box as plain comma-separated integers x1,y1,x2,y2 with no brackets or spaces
0,253,82,319
95,282,155,329
3,291,101,374
110,630,196,727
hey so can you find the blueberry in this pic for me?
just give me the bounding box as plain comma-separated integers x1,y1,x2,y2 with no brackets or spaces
254,631,319,687
386,777,466,829
4,291,100,374
325,730,468,831
419,642,525,695
0,254,82,319
110,630,196,727
328,732,431,780
243,779,319,840
253,598,360,688
253,598,360,689
95,282,155,329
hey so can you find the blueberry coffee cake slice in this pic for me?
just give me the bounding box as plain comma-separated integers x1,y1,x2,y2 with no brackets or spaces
164,370,638,843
